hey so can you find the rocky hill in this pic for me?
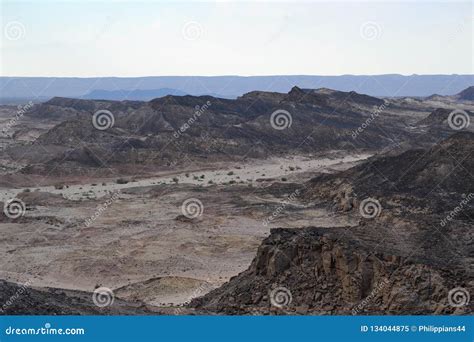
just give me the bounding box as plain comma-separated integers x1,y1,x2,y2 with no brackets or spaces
303,132,474,216
191,133,473,315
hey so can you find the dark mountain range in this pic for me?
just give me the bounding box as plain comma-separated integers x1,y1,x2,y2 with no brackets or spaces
14,86,417,176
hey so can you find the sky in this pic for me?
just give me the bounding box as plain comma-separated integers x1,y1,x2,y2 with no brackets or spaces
1,0,473,77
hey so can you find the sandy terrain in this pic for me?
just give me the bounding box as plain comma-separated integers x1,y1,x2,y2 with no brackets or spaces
0,153,367,307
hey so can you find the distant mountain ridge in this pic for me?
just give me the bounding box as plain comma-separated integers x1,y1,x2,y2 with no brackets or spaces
1,74,472,100
83,88,187,101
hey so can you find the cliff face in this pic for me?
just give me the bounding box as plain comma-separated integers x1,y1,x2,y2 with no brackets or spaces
191,228,472,315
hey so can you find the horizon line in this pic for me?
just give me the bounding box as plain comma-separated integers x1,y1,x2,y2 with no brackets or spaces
1,73,474,79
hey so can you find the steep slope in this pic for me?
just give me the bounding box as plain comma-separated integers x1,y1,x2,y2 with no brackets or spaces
303,132,474,216
191,134,473,315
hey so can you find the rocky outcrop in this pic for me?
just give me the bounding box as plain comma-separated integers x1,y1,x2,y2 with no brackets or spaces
192,133,473,315
191,228,472,315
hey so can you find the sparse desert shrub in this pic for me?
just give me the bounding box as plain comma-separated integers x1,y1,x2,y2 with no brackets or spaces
185,173,190,178
281,177,287,181
227,171,234,176
200,175,205,179
172,177,179,183
208,180,214,184
289,166,295,171
116,178,129,184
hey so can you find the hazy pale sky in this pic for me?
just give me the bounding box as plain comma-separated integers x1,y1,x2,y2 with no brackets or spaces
1,0,472,76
